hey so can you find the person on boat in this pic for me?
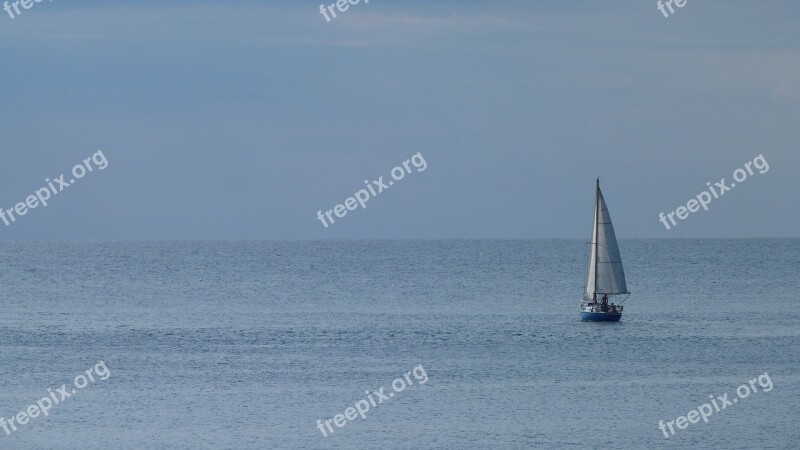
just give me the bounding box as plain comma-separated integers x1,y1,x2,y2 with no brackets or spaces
601,294,608,311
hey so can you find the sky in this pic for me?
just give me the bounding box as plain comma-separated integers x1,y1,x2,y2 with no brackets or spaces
0,0,798,240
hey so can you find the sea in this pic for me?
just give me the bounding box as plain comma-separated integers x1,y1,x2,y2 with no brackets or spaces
0,239,797,449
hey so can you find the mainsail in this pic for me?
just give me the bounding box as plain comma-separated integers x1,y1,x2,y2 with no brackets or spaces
583,179,628,301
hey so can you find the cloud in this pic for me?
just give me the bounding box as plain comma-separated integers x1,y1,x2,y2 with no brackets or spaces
340,12,525,32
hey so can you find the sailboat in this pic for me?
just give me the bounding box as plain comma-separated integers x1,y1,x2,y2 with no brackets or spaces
581,178,630,322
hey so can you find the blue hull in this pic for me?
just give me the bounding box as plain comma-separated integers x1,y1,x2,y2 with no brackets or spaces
581,311,622,322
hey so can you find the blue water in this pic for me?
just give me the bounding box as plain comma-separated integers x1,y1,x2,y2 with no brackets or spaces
0,240,798,449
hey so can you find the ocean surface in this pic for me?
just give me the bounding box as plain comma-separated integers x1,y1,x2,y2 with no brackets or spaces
0,239,798,449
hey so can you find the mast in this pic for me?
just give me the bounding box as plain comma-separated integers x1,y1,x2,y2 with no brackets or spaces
593,178,599,299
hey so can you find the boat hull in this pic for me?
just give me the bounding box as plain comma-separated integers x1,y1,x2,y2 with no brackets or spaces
580,311,622,322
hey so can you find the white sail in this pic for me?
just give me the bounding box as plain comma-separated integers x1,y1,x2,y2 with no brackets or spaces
583,180,628,301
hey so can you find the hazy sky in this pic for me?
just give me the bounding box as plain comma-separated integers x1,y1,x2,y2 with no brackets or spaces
1,0,798,240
